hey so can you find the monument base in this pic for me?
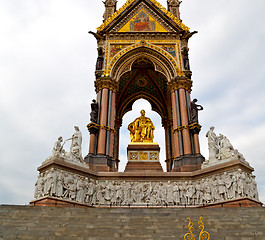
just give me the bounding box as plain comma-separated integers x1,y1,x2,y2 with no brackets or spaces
172,154,205,172
33,157,261,207
124,142,163,172
84,154,117,172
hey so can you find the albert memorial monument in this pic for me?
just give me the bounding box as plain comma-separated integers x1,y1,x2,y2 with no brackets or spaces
31,0,261,209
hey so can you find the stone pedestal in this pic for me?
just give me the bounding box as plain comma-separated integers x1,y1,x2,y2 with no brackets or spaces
124,142,163,172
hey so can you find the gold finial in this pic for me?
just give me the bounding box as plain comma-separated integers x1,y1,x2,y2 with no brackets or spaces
127,110,155,143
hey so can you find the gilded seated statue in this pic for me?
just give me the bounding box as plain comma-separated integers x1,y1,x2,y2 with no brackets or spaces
128,110,155,142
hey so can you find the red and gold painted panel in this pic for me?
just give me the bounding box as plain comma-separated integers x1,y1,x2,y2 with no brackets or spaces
155,44,176,58
118,9,168,33
110,44,129,58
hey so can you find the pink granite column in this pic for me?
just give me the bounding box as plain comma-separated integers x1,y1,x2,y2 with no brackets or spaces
109,92,116,157
115,126,120,169
171,91,180,157
194,134,200,154
164,126,170,161
97,88,109,154
179,88,192,155
89,134,95,154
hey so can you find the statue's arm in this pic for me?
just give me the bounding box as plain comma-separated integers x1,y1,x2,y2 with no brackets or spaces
197,105,203,110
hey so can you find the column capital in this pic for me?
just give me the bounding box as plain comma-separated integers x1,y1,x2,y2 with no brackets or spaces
168,77,193,93
95,77,119,93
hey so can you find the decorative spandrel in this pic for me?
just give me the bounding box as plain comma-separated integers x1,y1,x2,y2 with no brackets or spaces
127,110,155,142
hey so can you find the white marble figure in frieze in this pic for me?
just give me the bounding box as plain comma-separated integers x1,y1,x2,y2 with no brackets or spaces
62,172,72,200
236,169,245,198
76,176,87,203
34,173,44,199
186,181,195,205
218,174,227,201
225,172,234,200
203,178,212,204
179,182,185,205
44,169,56,197
103,181,112,205
56,170,64,198
149,182,158,205
97,182,105,205
86,179,95,204
251,175,259,200
194,180,203,205
166,181,174,206
172,182,180,206
211,176,220,202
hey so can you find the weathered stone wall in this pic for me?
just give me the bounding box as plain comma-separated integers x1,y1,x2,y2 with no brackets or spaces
1,205,265,239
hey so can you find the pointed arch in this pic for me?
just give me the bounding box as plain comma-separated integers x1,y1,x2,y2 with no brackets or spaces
109,44,180,81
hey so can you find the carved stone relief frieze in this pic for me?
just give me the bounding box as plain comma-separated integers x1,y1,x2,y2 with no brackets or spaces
34,168,259,206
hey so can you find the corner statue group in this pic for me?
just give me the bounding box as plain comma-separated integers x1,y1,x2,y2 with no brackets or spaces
128,110,155,142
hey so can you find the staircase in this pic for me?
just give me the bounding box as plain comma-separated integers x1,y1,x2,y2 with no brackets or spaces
1,205,265,239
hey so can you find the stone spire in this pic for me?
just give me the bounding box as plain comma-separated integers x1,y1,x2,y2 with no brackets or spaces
167,0,182,19
103,0,118,21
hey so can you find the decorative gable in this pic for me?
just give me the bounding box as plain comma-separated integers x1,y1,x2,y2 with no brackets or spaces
97,0,189,33
118,8,168,32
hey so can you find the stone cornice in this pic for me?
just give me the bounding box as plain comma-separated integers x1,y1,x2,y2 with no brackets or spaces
37,158,254,178
94,77,119,93
106,33,181,41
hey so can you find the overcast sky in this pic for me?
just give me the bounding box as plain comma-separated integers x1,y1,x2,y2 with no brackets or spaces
0,0,265,205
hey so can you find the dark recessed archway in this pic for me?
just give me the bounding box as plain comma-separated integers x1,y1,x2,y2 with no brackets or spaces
116,58,171,121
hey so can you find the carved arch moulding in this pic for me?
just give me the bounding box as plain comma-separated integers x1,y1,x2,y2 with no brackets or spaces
105,41,183,81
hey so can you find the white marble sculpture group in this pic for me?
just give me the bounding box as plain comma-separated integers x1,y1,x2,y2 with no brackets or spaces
46,126,247,170
46,126,86,166
35,168,259,206
203,126,248,168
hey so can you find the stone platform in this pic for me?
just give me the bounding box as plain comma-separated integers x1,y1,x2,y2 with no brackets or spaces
1,205,265,239
125,142,163,172
33,156,260,208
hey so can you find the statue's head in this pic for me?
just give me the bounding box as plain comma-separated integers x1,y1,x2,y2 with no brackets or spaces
210,126,214,130
92,99,96,103
140,110,145,116
193,98,198,102
58,136,63,142
74,126,80,131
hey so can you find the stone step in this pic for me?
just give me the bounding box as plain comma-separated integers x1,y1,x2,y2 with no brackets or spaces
1,205,265,240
